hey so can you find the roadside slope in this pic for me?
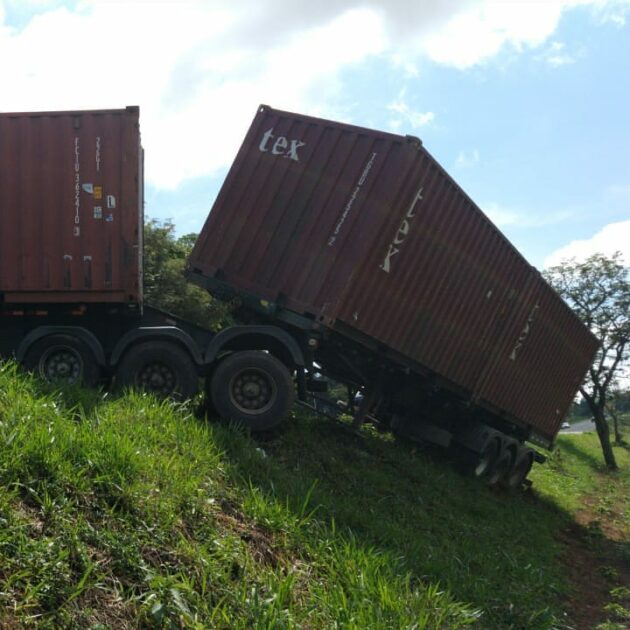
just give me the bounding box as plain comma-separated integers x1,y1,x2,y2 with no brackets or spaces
0,362,628,628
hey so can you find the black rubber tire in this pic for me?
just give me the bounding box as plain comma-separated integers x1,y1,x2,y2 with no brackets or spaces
210,350,294,431
471,437,501,478
500,449,534,491
202,364,221,418
116,341,199,400
22,334,100,387
486,448,513,487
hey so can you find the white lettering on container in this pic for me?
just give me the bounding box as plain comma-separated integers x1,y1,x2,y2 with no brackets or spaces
328,152,378,247
95,136,101,172
380,186,424,273
509,303,540,361
258,127,305,161
74,137,80,237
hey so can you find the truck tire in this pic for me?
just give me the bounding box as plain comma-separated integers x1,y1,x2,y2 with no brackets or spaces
210,350,294,431
486,448,513,487
471,437,501,478
500,448,534,491
116,341,198,400
22,334,100,387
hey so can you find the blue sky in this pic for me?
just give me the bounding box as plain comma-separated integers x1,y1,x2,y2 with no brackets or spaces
1,0,629,269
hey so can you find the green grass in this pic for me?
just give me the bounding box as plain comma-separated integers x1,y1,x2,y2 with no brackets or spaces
531,430,630,515
0,360,628,628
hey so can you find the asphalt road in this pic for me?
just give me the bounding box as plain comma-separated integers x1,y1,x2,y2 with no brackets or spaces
560,419,596,434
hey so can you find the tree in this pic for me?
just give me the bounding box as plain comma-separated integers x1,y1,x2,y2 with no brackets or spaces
544,252,630,470
143,219,233,330
606,386,628,446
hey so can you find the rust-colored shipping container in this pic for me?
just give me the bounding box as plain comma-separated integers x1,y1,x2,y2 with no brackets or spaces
0,106,143,305
189,105,598,446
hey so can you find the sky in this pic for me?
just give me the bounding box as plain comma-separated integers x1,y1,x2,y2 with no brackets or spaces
1,0,629,270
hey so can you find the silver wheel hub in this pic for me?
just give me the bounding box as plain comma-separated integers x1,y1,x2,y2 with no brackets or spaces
229,369,277,415
41,348,82,385
138,363,176,394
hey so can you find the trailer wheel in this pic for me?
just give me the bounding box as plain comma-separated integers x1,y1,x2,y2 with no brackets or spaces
23,334,100,387
471,437,501,478
486,448,513,487
210,351,294,431
500,449,534,491
116,341,198,400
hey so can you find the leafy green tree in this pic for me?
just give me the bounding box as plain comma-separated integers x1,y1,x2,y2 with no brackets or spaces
143,219,233,330
544,252,630,470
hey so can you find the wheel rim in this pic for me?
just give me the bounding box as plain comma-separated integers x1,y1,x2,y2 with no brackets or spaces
39,346,83,385
136,361,178,396
228,368,277,415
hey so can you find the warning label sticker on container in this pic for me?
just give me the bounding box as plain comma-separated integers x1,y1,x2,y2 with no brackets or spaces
106,195,116,209
93,186,103,200
93,206,103,219
105,214,114,223
82,183,94,194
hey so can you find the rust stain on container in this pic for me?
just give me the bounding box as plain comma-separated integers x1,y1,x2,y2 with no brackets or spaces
0,107,143,305
189,105,598,444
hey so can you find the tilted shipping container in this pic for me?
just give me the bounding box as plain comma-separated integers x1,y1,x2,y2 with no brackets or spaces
0,107,143,305
189,105,599,446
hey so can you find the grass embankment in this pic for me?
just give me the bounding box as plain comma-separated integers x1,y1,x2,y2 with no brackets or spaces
0,361,628,629
531,427,630,629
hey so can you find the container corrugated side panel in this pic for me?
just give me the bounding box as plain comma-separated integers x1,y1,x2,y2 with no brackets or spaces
189,106,414,317
0,107,142,304
332,140,597,436
334,142,537,395
474,275,598,442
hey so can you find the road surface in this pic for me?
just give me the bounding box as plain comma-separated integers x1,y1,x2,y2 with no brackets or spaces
560,419,596,434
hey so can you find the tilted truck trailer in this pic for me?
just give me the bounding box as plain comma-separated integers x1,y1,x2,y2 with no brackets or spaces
187,105,599,487
0,105,598,490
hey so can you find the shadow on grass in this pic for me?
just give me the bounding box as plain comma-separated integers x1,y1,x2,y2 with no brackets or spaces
208,408,592,629
559,436,609,472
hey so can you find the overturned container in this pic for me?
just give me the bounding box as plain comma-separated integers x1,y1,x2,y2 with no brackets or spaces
188,105,598,447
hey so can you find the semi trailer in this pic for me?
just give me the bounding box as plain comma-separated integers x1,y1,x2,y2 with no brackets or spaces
0,105,598,489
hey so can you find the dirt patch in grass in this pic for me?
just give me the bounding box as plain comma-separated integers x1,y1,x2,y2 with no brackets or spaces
216,499,287,568
75,588,138,630
558,519,630,629
576,494,629,542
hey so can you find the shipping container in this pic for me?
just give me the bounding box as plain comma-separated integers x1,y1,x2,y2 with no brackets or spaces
189,105,599,447
0,106,143,305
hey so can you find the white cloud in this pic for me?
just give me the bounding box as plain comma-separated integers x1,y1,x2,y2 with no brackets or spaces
455,149,480,168
544,220,630,267
537,40,580,67
387,89,434,131
420,1,579,69
0,0,626,190
483,202,573,228
594,0,630,26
